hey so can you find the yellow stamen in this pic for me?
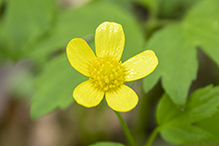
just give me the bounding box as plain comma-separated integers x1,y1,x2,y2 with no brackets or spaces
89,56,125,91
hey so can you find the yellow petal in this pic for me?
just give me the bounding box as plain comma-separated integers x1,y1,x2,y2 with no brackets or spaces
66,38,96,77
122,50,158,82
105,85,138,112
73,80,104,107
95,22,125,61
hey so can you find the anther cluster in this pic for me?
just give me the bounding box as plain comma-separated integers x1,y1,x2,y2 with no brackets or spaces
89,56,125,91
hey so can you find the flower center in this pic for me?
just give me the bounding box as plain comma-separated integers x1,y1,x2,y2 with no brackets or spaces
89,56,125,92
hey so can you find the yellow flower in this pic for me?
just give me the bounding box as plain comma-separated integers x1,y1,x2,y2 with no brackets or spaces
66,22,158,112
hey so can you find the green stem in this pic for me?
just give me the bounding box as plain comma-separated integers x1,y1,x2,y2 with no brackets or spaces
114,111,135,146
144,127,160,146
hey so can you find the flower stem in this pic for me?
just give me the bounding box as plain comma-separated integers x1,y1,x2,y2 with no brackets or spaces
114,111,135,146
144,127,160,146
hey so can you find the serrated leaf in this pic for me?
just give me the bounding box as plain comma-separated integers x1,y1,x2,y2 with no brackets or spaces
89,142,125,146
183,0,219,66
143,0,219,105
143,24,198,105
31,54,86,119
195,112,219,143
1,0,56,60
157,85,219,144
30,0,144,64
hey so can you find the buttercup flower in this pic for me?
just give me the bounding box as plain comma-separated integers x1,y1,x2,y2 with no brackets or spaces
66,22,158,112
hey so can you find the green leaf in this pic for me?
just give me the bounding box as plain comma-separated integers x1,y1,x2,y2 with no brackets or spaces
177,143,219,146
183,0,219,66
30,54,87,119
30,0,144,64
103,0,131,8
1,0,56,60
143,0,219,105
157,85,219,144
89,142,125,146
144,24,198,105
196,112,219,143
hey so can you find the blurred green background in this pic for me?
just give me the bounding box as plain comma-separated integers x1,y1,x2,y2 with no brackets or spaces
0,0,219,146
